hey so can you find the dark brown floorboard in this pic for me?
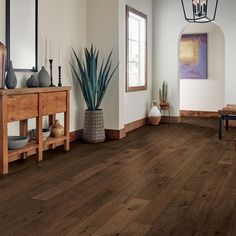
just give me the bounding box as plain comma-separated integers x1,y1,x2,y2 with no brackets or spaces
0,118,236,236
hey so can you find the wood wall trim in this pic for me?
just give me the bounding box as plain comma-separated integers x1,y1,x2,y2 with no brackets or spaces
181,110,218,118
70,116,181,142
124,118,147,134
105,129,126,140
161,116,181,124
70,130,83,142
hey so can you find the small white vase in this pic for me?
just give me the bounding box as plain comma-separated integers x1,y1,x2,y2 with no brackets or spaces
147,101,161,125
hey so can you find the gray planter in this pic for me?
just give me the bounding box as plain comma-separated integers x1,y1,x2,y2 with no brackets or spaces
83,109,105,143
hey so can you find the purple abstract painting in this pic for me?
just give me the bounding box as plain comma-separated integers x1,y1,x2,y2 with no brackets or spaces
180,33,207,79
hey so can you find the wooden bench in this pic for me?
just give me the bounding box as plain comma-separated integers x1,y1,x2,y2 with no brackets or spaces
218,104,236,139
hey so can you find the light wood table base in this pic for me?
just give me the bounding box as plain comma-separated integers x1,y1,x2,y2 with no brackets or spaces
0,87,71,175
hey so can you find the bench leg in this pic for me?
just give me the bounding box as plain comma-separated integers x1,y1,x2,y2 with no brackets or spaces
226,118,229,131
219,116,223,139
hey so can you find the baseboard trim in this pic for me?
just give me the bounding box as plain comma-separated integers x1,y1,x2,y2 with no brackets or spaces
70,129,83,142
124,118,147,134
105,129,126,140
161,116,181,124
70,116,181,141
181,110,218,118
69,129,126,142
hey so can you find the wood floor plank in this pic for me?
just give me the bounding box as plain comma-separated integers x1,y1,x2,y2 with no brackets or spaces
0,118,236,235
133,137,212,226
91,198,150,236
120,223,151,236
65,202,125,236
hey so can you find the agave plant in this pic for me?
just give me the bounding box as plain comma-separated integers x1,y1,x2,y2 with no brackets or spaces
70,45,119,111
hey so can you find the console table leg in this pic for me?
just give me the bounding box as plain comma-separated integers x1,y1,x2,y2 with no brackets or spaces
64,91,70,151
20,120,28,159
0,96,8,175
37,94,43,161
49,114,56,149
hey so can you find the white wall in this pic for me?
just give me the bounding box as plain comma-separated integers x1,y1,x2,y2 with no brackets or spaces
87,0,153,129
119,0,153,124
1,0,153,136
153,0,236,116
0,0,87,135
180,23,225,112
87,0,120,130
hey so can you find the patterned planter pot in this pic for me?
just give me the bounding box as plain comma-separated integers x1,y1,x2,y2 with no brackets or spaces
148,101,162,126
147,116,161,126
83,109,105,143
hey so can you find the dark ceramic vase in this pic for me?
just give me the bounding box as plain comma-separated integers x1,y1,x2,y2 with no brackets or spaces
37,66,50,87
26,75,39,88
5,60,17,89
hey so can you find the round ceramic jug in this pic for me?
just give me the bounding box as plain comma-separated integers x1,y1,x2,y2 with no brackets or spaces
51,120,64,138
38,66,50,87
26,75,39,88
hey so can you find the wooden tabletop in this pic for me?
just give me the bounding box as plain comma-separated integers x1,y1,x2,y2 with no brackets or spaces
0,86,71,96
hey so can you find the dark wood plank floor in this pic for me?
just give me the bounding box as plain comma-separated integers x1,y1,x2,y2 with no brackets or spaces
0,118,236,236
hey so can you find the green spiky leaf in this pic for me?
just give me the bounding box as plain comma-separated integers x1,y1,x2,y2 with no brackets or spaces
70,45,119,110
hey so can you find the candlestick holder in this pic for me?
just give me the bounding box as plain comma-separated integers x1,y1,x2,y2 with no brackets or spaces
58,66,62,87
49,59,56,87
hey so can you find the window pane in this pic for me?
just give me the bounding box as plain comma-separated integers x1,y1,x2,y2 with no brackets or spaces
126,6,147,91
128,61,140,86
129,40,139,62
129,16,139,41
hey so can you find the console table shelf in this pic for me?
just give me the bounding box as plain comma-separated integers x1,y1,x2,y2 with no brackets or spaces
8,142,39,162
0,87,71,175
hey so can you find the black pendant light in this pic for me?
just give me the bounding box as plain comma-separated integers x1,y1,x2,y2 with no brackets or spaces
181,0,219,23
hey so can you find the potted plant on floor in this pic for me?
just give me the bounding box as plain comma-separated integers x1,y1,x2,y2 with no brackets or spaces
159,81,169,110
70,45,118,143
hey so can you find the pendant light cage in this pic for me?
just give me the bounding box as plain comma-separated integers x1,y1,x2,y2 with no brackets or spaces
181,0,219,23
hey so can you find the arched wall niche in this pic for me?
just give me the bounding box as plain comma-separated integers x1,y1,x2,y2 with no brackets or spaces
178,22,225,113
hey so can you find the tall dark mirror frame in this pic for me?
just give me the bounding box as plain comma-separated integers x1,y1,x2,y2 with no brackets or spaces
6,0,38,72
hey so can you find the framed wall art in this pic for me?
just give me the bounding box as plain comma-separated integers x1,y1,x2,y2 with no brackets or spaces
180,33,207,80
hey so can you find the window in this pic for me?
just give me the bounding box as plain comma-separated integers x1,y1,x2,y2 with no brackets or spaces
126,6,147,92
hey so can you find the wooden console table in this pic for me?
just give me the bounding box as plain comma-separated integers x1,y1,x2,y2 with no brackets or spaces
0,87,71,175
